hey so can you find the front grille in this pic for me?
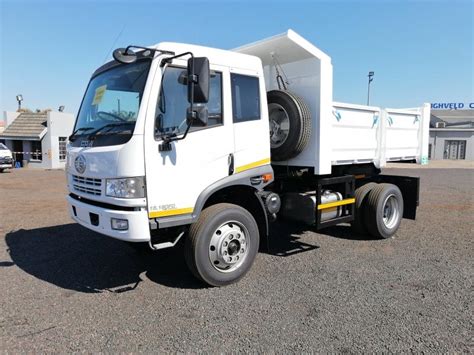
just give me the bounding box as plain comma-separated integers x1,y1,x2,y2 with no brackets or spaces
72,175,102,196
0,157,13,164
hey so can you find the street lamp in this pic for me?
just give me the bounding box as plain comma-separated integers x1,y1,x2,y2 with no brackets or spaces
367,71,374,106
16,95,23,110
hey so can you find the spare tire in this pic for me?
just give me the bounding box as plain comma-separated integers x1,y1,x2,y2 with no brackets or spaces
267,90,312,161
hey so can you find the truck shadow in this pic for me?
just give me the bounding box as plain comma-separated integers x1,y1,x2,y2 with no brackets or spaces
4,221,365,292
315,225,376,241
4,223,202,292
265,221,320,257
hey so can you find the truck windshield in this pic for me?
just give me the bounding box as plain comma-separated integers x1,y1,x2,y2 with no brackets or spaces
72,59,151,146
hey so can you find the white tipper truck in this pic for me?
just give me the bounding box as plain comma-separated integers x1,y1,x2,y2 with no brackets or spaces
66,30,430,286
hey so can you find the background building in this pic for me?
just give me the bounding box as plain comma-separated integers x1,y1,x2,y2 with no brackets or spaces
0,110,74,169
429,105,473,161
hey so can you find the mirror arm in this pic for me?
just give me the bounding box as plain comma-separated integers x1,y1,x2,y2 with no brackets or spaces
123,45,175,56
162,51,196,144
160,51,194,67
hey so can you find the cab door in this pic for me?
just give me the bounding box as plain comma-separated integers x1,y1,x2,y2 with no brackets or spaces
229,69,271,174
144,62,233,222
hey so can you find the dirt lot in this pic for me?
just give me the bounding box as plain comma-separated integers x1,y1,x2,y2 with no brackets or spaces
0,167,472,352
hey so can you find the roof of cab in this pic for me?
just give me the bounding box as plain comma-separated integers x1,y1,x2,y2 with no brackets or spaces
154,42,263,71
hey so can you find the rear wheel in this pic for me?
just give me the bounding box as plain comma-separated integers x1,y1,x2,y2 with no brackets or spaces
351,182,377,235
364,183,404,239
185,203,259,287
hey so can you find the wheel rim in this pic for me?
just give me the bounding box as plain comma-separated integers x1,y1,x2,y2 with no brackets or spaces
382,194,400,229
269,103,290,149
208,221,250,273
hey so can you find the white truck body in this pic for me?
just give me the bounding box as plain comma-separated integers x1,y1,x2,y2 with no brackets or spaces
66,30,426,286
235,29,430,174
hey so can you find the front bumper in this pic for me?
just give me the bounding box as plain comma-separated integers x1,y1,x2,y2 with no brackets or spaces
66,195,150,242
0,158,13,169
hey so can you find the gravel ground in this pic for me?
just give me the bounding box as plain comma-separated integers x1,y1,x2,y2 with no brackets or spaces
0,167,472,352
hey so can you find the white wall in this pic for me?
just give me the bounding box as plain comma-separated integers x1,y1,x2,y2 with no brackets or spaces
41,111,75,169
429,129,473,160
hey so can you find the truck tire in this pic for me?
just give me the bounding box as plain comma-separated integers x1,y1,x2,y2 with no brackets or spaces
364,183,404,239
185,203,259,286
351,182,377,235
267,90,311,161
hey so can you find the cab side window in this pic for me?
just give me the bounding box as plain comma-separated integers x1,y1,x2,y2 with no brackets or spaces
155,67,223,137
231,74,260,123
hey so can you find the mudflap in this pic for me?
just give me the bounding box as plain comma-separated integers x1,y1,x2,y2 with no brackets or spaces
374,175,420,220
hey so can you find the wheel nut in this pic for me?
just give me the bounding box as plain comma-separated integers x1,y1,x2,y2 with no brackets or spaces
229,234,233,240
229,257,232,261
224,251,228,255
236,234,240,239
241,248,245,253
224,241,228,246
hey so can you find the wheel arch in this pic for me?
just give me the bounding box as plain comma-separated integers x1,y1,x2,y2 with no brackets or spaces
154,166,273,235
200,184,269,242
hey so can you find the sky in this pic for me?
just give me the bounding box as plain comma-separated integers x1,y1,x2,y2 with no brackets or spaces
0,0,473,116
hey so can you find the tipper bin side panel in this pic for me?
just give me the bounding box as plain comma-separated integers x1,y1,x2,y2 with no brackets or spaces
384,109,422,161
331,103,381,165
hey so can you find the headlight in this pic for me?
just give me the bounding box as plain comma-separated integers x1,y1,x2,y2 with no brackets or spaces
106,177,145,198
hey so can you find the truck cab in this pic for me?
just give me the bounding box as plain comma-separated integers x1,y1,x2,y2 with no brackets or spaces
67,42,273,285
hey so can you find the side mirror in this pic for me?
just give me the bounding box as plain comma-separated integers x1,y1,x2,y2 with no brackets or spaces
187,106,208,127
187,57,210,104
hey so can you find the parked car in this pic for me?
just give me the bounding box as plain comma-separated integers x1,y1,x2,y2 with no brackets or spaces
0,143,14,172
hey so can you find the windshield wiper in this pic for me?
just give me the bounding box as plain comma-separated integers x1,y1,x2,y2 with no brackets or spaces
87,122,134,140
69,127,94,141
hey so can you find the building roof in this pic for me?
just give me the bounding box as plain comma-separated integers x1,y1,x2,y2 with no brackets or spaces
0,113,48,140
430,109,474,129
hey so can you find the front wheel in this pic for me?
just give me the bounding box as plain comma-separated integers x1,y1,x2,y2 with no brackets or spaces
185,203,260,287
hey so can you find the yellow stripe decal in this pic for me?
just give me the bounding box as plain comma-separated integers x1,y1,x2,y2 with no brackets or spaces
149,207,194,218
317,198,355,210
235,158,271,173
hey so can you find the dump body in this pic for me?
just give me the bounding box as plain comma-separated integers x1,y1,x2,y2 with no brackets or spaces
331,102,430,168
235,29,430,173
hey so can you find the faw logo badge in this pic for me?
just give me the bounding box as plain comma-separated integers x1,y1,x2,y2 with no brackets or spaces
80,140,93,147
74,155,86,174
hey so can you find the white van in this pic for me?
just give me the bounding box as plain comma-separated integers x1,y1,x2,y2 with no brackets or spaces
0,143,14,172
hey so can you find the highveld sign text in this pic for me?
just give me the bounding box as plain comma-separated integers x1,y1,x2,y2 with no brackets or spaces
431,102,474,110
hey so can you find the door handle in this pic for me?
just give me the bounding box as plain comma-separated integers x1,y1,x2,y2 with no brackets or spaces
228,153,234,175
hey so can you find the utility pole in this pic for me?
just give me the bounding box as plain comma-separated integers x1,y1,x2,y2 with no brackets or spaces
367,71,374,106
